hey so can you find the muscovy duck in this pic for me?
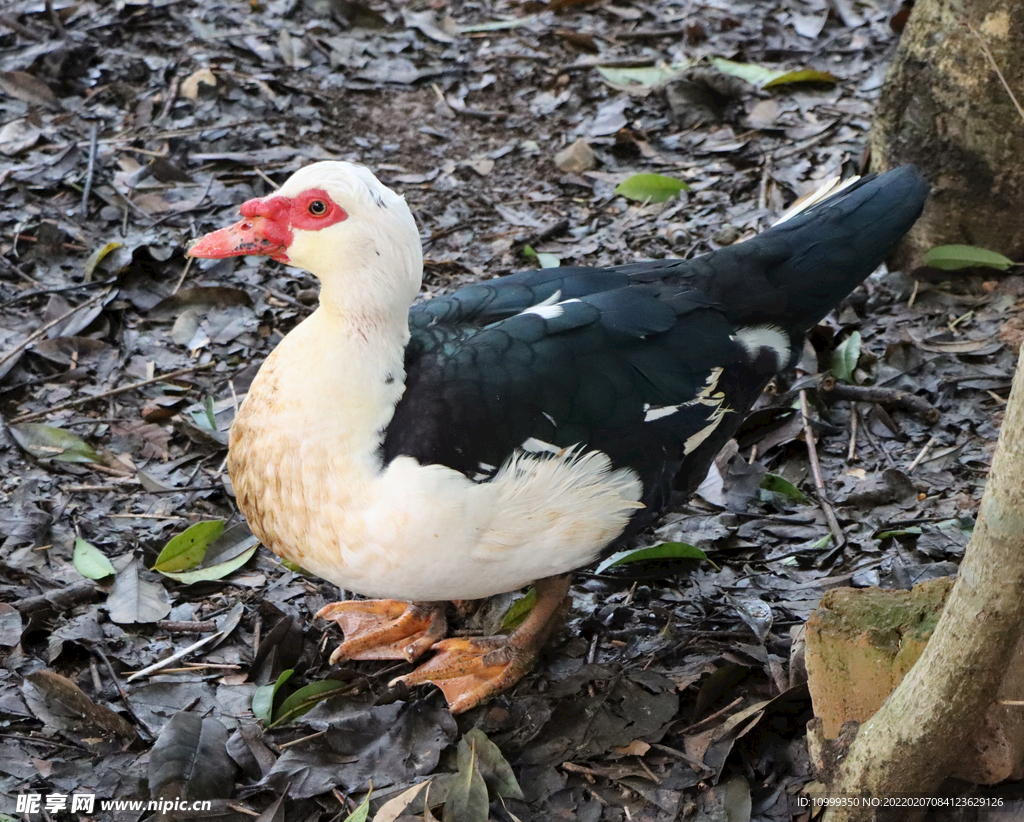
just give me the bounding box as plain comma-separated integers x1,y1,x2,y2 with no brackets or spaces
188,162,928,713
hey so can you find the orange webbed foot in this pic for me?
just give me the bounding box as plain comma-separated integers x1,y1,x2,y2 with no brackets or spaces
390,574,572,714
390,635,538,714
316,600,447,663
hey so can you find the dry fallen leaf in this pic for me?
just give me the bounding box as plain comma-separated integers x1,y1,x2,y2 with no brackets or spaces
181,68,217,99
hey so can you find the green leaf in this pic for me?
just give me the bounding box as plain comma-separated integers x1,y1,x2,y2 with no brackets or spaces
280,558,309,574
252,668,294,722
875,526,922,539
73,537,115,579
158,530,258,584
597,63,689,89
268,680,351,728
83,241,123,279
614,173,689,203
522,245,561,269
500,588,537,631
595,542,709,574
444,738,489,822
204,395,218,430
831,331,861,383
153,520,224,573
763,68,837,87
342,790,372,822
9,423,100,464
924,244,1014,271
462,729,524,800
759,473,808,502
711,58,836,89
158,547,257,584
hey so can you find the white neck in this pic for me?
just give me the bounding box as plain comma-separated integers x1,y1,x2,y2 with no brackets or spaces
273,299,408,459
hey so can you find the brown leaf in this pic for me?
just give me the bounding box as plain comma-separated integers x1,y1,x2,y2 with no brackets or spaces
556,29,600,53
23,670,138,741
105,555,173,624
141,396,189,422
0,71,61,108
149,713,236,801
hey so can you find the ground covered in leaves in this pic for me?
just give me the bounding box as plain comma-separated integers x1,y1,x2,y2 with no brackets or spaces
2,0,1023,820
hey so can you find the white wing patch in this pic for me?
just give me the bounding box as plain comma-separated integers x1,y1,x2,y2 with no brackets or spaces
521,437,562,455
734,325,790,366
773,175,861,225
643,367,734,453
519,289,563,319
644,404,680,422
681,366,733,454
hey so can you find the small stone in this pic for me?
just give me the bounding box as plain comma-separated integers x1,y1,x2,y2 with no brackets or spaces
713,224,742,246
554,138,597,173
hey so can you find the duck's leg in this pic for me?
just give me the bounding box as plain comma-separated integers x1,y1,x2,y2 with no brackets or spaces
317,600,448,662
391,574,571,714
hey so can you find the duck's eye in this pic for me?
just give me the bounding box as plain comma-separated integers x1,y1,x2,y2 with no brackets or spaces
308,200,328,216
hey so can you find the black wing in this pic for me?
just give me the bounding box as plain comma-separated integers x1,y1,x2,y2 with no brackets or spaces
382,166,929,529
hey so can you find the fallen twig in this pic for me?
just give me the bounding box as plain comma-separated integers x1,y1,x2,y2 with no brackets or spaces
0,13,42,40
967,21,1024,124
847,406,858,462
81,122,99,212
125,631,223,682
800,389,846,547
513,219,572,253
92,647,156,741
818,375,940,423
15,580,100,615
0,290,109,373
12,361,215,423
907,436,938,473
0,278,117,309
44,0,65,37
676,696,746,735
157,619,219,634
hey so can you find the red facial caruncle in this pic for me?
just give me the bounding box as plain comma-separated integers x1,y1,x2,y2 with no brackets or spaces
188,188,348,262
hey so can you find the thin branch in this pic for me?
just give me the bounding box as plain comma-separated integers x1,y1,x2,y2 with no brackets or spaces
80,122,99,212
0,278,117,309
0,290,109,372
0,14,42,40
818,375,940,423
907,436,938,473
15,580,100,615
800,389,846,547
11,362,215,423
44,0,65,37
966,22,1024,125
92,648,156,741
125,631,224,682
847,406,859,462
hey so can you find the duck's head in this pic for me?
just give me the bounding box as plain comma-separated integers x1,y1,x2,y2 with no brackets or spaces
189,161,423,315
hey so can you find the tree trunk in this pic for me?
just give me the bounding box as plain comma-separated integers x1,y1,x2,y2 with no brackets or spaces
822,345,1024,821
870,0,1024,268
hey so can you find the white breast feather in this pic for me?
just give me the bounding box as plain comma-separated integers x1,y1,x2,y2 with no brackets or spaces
734,325,790,365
